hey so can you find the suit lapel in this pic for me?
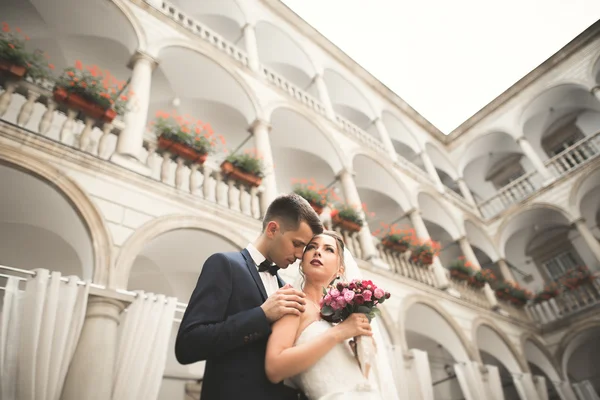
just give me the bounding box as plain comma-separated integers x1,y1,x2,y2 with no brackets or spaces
276,273,286,289
241,248,268,301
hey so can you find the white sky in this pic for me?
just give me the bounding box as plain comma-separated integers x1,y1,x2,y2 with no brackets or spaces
281,0,600,134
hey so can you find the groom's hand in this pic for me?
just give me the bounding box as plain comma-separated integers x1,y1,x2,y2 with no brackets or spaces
261,284,306,323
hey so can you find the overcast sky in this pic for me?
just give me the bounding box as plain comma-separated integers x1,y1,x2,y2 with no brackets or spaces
281,0,600,134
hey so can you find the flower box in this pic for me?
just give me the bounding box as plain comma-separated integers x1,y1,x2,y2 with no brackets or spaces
0,59,26,79
309,201,324,215
450,270,471,282
332,213,362,233
53,87,117,123
221,160,262,187
157,136,208,165
381,239,409,253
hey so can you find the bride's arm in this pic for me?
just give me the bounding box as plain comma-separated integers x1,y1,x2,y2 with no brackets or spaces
265,314,371,383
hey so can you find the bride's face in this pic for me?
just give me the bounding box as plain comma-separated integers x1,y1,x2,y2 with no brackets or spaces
301,234,342,285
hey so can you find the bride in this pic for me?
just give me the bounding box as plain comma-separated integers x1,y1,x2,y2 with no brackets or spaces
265,230,385,399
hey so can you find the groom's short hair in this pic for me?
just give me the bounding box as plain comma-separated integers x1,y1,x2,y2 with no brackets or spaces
262,193,323,234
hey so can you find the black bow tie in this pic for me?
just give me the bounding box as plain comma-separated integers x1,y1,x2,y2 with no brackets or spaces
258,260,279,276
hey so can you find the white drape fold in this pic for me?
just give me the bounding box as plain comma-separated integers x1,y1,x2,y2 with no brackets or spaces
523,373,542,400
0,277,24,400
572,380,600,400
1,269,89,400
513,373,532,400
454,363,476,400
111,291,177,400
485,365,506,400
535,375,549,400
410,349,434,400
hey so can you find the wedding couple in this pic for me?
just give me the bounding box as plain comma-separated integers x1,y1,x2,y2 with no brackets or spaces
175,193,385,399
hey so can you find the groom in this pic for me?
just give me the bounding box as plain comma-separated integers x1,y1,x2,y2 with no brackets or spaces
175,193,323,399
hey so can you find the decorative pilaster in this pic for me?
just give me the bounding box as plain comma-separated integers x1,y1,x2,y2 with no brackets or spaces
313,73,336,121
373,117,398,161
456,177,477,206
516,136,553,182
592,86,600,102
419,151,445,192
250,119,277,210
243,24,260,72
111,51,158,175
62,296,126,400
497,258,517,282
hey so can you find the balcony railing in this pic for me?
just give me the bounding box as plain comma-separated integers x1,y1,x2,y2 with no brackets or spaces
378,245,440,288
262,67,328,117
335,114,387,154
145,0,250,67
0,79,266,220
446,278,490,309
477,131,600,219
525,275,600,325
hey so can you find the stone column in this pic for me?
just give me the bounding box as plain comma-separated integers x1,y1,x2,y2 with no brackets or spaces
592,86,600,102
456,177,477,206
314,73,336,121
374,117,399,161
250,119,278,210
573,218,600,266
419,151,445,192
497,258,516,282
336,168,379,260
516,136,553,182
458,236,481,269
243,24,260,72
62,296,126,400
111,51,157,175
407,208,449,288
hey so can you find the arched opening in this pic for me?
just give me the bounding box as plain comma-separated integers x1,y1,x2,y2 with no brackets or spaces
417,192,461,267
560,325,600,396
0,162,94,280
127,227,242,399
425,144,460,195
499,206,591,291
461,132,538,204
523,339,563,400
572,169,600,267
255,22,316,93
323,69,377,134
403,301,472,400
476,324,525,400
465,220,498,272
521,84,600,168
167,0,246,47
270,107,343,195
381,111,422,167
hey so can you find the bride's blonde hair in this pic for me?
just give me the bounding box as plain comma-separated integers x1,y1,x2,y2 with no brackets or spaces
299,230,347,287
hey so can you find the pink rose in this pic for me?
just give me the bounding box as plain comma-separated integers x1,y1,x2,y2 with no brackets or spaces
329,288,340,298
336,296,347,308
344,289,355,302
330,300,341,310
374,288,385,299
363,290,372,301
354,294,365,305
323,294,332,305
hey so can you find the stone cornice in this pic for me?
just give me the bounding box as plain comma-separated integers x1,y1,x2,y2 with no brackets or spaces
259,0,446,142
446,19,600,143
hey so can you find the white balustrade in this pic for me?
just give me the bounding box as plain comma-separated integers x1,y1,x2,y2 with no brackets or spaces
147,0,250,67
142,137,265,219
446,278,491,308
477,170,539,219
335,114,387,154
0,79,122,160
525,276,600,325
545,131,600,177
262,67,328,117
377,244,439,288
443,187,474,214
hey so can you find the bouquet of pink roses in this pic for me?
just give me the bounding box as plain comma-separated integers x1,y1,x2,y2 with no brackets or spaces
319,278,390,323
319,279,391,379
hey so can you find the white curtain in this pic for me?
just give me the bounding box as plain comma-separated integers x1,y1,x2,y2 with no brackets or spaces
112,292,177,400
1,269,89,400
523,373,542,400
454,363,476,400
391,347,413,400
573,381,600,400
411,349,434,400
485,365,505,400
535,376,549,400
513,373,531,400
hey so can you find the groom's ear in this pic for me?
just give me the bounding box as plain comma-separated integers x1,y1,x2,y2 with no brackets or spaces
264,220,280,238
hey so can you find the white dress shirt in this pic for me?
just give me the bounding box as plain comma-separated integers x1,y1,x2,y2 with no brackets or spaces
246,243,279,297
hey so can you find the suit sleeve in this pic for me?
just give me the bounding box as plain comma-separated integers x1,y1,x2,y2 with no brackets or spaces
175,253,271,364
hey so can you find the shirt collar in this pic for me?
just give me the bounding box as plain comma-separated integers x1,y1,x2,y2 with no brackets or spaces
246,243,266,268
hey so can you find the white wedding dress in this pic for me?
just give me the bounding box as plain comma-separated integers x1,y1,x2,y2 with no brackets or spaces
290,320,384,400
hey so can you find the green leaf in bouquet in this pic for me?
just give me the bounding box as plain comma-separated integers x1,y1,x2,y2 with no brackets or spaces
357,306,371,314
322,287,328,296
321,305,334,316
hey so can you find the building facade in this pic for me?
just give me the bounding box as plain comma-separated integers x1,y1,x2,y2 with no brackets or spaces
0,0,599,399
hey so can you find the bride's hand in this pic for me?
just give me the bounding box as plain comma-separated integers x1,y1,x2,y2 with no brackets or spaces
331,313,372,343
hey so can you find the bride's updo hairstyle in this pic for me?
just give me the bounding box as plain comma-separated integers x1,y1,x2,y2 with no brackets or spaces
299,230,347,287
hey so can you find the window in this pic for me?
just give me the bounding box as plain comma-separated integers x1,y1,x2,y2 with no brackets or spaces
542,251,579,280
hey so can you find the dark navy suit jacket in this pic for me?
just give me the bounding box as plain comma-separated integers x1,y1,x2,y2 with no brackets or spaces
175,248,300,400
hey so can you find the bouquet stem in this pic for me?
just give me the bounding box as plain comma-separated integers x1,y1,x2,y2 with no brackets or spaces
352,335,377,379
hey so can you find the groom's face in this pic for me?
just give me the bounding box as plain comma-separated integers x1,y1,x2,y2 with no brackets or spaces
267,220,314,269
